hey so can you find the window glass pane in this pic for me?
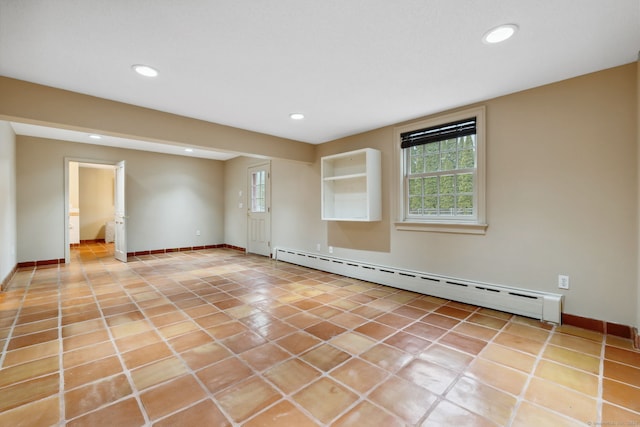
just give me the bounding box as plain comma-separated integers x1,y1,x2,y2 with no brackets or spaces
457,195,473,215
425,154,439,172
408,178,422,196
425,142,439,154
439,195,454,214
410,155,424,174
457,173,473,192
441,138,457,152
458,149,475,169
440,175,454,194
251,170,266,213
424,196,437,213
409,196,422,214
459,135,475,150
440,151,456,171
410,145,424,156
424,177,437,195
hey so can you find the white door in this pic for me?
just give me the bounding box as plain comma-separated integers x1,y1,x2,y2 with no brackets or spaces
247,163,271,256
114,160,127,262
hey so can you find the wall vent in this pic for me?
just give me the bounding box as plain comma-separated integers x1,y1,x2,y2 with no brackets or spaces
274,248,563,324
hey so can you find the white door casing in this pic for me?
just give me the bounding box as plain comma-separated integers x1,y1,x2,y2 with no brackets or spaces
247,163,271,256
114,160,127,262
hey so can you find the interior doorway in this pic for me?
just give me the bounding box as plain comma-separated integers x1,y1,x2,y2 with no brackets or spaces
247,162,271,256
64,158,126,263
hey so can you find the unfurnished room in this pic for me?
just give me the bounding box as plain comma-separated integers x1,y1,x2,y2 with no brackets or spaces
0,1,639,426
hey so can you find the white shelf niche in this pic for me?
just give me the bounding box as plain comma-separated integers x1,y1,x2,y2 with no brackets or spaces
321,148,381,221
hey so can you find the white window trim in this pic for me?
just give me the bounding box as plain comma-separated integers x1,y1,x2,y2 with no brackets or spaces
393,106,487,234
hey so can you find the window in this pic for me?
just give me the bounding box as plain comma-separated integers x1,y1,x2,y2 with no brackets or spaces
395,106,487,234
251,170,266,213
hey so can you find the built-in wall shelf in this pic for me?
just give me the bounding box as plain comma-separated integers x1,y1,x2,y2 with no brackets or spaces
321,148,381,221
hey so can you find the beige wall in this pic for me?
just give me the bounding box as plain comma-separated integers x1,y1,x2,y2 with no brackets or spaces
69,162,79,209
637,59,640,330
224,156,323,252
0,121,17,283
265,63,637,326
79,167,114,240
16,137,225,262
0,76,314,163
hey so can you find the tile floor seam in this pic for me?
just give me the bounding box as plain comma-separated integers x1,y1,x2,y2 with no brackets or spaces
415,304,510,426
509,323,599,426
211,283,412,425
332,298,476,425
596,331,606,425
114,263,325,426
112,285,220,409
504,321,556,426
137,323,258,425
80,264,152,426
313,342,403,424
57,269,66,426
0,267,35,368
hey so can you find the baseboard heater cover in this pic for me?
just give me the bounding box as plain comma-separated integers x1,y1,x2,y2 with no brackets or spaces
274,248,563,324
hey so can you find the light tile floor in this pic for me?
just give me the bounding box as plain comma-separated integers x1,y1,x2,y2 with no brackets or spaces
1,242,639,426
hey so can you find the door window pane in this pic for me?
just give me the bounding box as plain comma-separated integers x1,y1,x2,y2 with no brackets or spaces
251,171,266,213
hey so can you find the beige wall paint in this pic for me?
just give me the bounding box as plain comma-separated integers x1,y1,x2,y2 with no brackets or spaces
277,63,637,326
224,156,323,252
637,58,640,330
79,167,114,240
69,162,79,209
0,76,315,163
224,156,254,249
16,137,225,262
270,157,323,251
0,121,17,283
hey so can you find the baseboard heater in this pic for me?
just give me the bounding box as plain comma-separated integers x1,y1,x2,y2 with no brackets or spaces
274,248,563,324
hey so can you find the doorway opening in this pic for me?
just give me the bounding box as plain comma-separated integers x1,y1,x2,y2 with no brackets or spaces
64,158,126,264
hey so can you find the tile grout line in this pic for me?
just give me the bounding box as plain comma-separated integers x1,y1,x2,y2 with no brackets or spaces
130,261,253,427
56,264,67,426
413,305,492,425
214,268,413,425
118,250,328,425
0,267,35,368
63,256,153,426
596,332,606,424
503,320,555,426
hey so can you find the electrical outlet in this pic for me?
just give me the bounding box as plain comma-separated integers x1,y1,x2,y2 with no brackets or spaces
329,246,333,254
196,229,201,236
316,243,321,251
558,274,569,289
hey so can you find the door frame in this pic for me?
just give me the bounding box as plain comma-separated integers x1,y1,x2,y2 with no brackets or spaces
246,161,272,256
63,157,120,263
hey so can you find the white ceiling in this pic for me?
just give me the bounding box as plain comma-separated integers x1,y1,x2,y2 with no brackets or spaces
1,1,639,155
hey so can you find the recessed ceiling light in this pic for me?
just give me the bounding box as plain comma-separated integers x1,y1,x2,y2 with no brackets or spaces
289,113,305,120
482,24,518,44
132,64,159,77
88,134,102,140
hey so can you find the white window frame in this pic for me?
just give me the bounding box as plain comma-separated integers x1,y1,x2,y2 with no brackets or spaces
394,106,487,234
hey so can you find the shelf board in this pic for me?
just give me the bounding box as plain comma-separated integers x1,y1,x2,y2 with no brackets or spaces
322,217,371,221
323,173,366,181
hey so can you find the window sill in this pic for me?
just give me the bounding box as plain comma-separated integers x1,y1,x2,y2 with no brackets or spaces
394,221,488,235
